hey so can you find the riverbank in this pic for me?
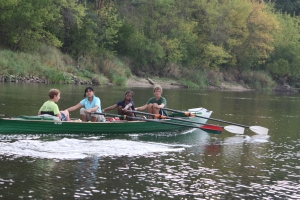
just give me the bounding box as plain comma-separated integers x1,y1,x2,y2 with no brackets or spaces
126,76,300,92
126,76,185,88
126,75,253,91
1,74,297,92
0,74,251,91
1,49,295,92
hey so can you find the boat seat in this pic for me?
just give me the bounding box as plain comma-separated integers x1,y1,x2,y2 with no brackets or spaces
160,109,168,116
40,111,55,116
38,111,59,121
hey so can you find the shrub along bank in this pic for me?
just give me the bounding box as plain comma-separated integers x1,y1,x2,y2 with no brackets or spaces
0,47,286,91
0,46,125,85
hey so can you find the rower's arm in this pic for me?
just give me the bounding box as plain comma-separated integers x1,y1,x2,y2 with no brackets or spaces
102,104,118,112
135,104,147,111
66,103,82,112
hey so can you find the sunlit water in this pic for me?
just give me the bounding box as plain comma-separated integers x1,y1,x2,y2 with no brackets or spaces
0,83,299,199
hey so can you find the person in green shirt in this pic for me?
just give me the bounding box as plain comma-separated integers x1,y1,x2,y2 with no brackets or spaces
38,89,70,121
135,85,167,117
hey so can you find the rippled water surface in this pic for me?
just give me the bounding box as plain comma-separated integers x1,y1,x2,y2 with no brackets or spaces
0,83,299,199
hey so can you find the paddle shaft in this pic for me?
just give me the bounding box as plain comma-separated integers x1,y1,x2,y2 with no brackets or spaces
129,110,248,134
163,108,250,128
129,110,221,127
94,112,221,133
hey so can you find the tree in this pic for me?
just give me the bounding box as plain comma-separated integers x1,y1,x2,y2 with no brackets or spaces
0,0,63,50
266,0,300,16
189,0,252,70
97,2,123,52
265,12,300,83
243,2,279,66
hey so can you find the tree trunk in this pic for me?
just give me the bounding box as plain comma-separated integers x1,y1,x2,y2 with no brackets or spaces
99,0,105,12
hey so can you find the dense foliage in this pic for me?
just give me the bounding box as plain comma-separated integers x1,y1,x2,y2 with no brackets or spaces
266,0,300,16
0,0,299,88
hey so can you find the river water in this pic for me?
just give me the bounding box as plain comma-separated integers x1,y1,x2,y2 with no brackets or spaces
0,83,299,199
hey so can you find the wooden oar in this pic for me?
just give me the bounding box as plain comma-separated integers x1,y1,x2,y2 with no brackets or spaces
163,108,269,135
128,110,244,134
93,112,222,134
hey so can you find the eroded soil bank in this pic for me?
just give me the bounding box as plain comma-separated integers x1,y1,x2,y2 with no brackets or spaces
126,75,253,91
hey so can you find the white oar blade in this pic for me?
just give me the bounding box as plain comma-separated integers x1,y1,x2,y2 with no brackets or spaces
250,126,269,135
224,126,245,134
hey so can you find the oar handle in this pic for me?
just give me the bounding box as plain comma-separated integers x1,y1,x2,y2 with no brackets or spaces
128,110,157,117
94,112,194,126
94,112,134,120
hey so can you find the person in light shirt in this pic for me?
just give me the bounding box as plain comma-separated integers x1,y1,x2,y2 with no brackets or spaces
66,86,105,122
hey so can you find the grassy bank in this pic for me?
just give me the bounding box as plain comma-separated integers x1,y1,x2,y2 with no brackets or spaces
0,45,131,85
0,45,277,90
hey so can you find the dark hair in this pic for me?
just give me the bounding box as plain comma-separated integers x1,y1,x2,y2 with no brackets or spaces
125,90,134,97
84,86,94,97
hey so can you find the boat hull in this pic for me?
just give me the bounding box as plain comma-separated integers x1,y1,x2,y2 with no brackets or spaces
0,108,213,134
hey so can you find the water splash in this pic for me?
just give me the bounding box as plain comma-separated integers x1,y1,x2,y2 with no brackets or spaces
0,138,190,160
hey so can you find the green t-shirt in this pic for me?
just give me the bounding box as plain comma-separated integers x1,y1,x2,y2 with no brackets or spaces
39,100,60,115
147,97,167,107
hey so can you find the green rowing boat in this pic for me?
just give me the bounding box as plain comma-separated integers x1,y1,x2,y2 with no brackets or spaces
0,108,218,134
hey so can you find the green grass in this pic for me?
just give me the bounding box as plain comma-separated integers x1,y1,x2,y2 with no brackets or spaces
100,58,132,86
239,70,275,90
180,79,200,88
0,46,110,84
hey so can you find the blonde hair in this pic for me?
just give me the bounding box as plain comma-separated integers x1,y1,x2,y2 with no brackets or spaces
153,85,162,93
48,89,60,99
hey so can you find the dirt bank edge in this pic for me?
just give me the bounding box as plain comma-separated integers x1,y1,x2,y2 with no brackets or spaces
126,75,252,91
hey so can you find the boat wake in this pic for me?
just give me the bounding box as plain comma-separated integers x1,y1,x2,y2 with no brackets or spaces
223,135,270,145
0,138,190,160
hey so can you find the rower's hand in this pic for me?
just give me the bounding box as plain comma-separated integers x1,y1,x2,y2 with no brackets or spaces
85,109,92,113
154,103,160,109
124,103,132,111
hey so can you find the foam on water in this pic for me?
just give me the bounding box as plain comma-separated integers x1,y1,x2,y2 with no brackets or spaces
244,135,270,143
0,138,189,160
223,135,269,145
